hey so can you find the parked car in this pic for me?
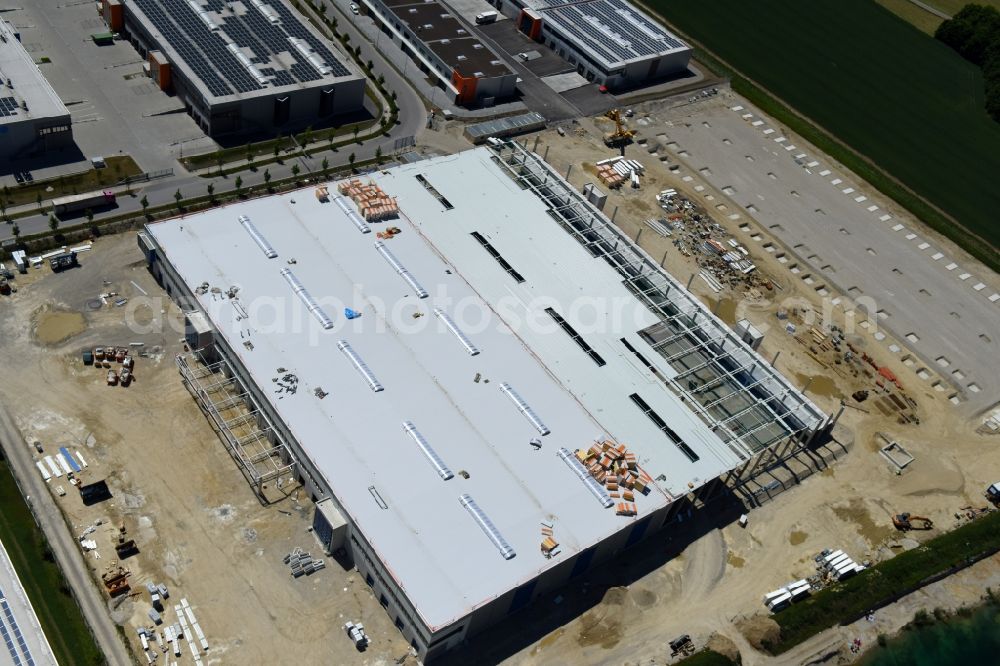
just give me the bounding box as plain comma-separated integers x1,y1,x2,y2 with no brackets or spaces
350,3,359,14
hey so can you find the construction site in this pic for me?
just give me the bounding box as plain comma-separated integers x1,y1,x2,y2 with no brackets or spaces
0,84,997,666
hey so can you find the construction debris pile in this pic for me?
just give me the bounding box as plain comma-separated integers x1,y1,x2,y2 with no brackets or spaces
338,179,399,221
595,156,644,189
576,440,652,517
284,547,326,577
653,190,772,295
272,369,299,396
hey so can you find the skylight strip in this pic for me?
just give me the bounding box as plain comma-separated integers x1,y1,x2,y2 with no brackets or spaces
238,215,278,258
459,494,516,560
402,421,454,480
280,268,334,329
433,308,480,356
556,447,614,508
337,340,384,392
333,196,371,234
375,241,429,298
498,382,550,435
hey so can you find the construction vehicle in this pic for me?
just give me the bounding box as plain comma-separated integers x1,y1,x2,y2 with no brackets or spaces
986,482,1000,506
892,512,933,531
603,109,634,150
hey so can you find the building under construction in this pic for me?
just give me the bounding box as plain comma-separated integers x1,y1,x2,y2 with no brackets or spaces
139,143,827,661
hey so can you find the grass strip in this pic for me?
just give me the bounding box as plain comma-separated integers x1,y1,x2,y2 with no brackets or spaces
0,456,105,665
769,510,1000,653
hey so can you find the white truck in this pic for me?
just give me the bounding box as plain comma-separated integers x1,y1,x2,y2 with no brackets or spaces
475,10,498,24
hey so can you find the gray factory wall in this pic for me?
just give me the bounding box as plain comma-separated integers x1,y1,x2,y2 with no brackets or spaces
0,117,72,160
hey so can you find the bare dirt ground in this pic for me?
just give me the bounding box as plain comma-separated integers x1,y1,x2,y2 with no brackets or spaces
0,236,411,665
487,110,1000,664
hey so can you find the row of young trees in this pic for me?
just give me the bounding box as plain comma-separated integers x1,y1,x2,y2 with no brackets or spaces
935,4,1000,121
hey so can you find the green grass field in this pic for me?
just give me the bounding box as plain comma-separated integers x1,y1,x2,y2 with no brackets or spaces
649,0,1000,251
0,457,104,665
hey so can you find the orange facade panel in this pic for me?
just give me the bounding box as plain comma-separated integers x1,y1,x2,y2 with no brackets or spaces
104,0,124,32
451,69,478,105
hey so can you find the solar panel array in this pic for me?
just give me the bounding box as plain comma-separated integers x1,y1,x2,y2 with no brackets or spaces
0,96,20,118
0,588,35,666
131,0,352,100
540,0,686,66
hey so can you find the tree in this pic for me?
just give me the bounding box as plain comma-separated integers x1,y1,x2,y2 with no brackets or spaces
0,198,6,220
331,17,338,30
291,164,301,180
207,182,215,201
377,74,385,86
11,224,19,240
348,152,356,170
85,209,94,225
375,146,383,165
263,169,272,190
353,125,360,143
235,176,243,196
36,193,43,211
320,3,326,14
174,189,182,207
321,157,330,175
48,214,58,232
366,59,373,72
273,142,281,160
302,126,313,147
141,195,149,216
216,155,225,176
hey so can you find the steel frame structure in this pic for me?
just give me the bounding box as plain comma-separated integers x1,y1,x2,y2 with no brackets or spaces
177,350,297,502
489,141,828,482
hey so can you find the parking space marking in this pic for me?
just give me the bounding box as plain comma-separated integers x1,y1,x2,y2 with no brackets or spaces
946,263,958,270
931,252,944,260
918,242,930,250
892,223,905,231
842,187,855,194
854,195,867,202
818,169,831,176
973,282,986,291
867,205,879,212
831,178,842,185
879,214,892,221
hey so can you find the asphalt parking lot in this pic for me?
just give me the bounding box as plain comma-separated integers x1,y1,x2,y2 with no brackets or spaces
644,96,1000,414
1,1,215,183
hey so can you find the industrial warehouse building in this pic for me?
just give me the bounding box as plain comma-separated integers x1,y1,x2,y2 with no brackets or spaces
362,0,516,105
140,143,827,660
494,0,691,90
0,20,73,161
110,0,365,136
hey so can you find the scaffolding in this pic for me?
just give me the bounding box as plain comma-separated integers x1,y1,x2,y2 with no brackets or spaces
488,141,827,479
177,350,298,503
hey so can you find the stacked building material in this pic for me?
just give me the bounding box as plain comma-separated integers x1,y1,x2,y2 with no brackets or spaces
596,163,626,188
540,521,560,558
574,440,652,517
337,179,399,221
284,547,326,577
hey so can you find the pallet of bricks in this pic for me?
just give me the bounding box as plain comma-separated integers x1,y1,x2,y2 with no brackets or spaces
575,440,653,517
337,178,399,221
595,163,626,189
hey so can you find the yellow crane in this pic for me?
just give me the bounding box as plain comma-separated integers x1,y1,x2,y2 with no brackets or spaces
604,109,635,149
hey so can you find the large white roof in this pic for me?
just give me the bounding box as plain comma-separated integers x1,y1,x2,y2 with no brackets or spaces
146,148,759,629
0,20,69,125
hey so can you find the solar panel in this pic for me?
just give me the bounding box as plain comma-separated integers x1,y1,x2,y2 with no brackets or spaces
540,0,686,65
132,0,354,94
0,97,18,118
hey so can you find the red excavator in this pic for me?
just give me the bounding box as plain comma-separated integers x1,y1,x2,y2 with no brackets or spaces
892,512,933,531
